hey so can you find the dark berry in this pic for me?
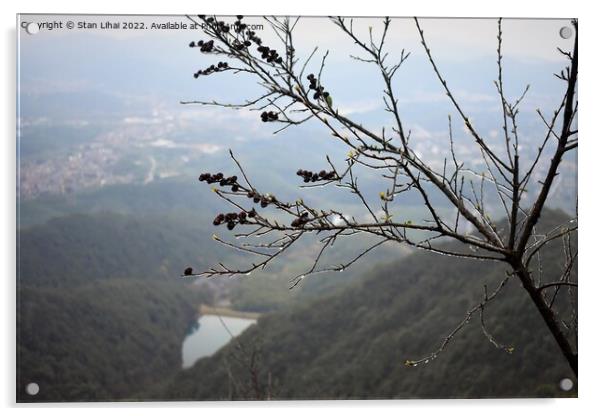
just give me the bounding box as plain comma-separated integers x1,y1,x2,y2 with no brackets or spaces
213,213,225,226
184,267,193,276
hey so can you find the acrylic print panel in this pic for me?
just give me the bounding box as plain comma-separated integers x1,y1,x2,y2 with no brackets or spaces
16,14,577,402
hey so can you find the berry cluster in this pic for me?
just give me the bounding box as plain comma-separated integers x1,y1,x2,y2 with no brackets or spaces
246,30,262,45
198,172,222,183
233,16,248,33
232,39,253,51
296,169,337,183
213,211,252,230
215,20,231,33
198,172,240,192
194,16,276,70
261,111,279,122
290,212,310,228
307,74,330,101
257,46,283,64
246,190,275,208
194,61,229,78
189,39,215,53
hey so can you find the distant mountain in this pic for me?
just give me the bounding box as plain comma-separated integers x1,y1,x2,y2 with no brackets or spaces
164,209,577,399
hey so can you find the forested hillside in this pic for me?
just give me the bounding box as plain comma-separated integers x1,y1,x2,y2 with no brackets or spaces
18,211,220,286
16,211,216,402
17,280,211,402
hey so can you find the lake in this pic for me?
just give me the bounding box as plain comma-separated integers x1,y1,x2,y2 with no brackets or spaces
182,315,256,369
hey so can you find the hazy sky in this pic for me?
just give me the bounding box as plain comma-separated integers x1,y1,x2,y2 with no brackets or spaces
18,15,572,96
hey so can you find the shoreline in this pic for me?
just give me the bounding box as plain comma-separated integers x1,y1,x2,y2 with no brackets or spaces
198,304,261,320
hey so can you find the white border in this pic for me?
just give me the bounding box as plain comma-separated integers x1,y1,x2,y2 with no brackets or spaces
2,1,600,415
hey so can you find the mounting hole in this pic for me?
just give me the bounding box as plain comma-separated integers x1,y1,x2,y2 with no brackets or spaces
559,26,573,39
559,378,574,391
25,382,39,396
25,22,39,35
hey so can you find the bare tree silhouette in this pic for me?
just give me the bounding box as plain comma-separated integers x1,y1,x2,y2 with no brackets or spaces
181,16,578,376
